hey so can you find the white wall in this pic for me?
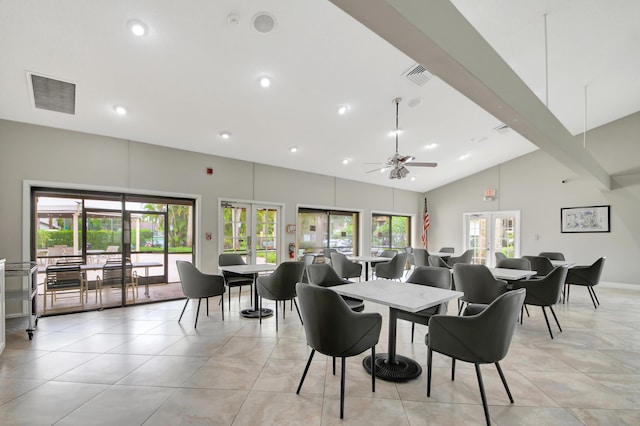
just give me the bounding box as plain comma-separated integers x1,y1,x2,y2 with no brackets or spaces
426,112,640,285
0,119,424,274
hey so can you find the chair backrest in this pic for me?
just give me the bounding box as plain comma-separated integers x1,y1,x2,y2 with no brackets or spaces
539,252,565,261
101,262,135,286
413,248,429,267
428,255,450,268
176,260,225,298
431,289,525,363
376,252,407,279
569,257,606,285
258,261,305,300
296,282,382,357
406,266,452,314
307,263,351,287
439,247,455,253
330,252,359,278
495,252,507,263
379,249,397,258
496,257,531,270
447,249,473,266
453,263,508,304
300,254,315,283
323,248,337,265
219,253,247,267
56,257,84,265
46,264,83,289
405,247,415,266
524,265,568,305
522,255,554,276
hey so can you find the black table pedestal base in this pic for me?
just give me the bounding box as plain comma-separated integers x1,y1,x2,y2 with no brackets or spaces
363,353,422,382
240,308,273,319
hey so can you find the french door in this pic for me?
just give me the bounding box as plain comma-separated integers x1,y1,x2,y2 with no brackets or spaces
221,201,281,264
463,211,520,266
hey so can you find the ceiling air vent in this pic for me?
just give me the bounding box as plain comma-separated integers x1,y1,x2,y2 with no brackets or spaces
28,72,76,114
402,63,433,87
493,124,510,134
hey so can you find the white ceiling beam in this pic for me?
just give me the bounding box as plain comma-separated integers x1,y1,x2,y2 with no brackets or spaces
330,0,610,190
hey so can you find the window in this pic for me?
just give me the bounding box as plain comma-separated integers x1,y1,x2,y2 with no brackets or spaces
371,214,410,255
297,208,358,256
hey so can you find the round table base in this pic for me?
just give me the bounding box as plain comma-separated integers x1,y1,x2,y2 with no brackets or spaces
363,353,422,382
240,308,273,319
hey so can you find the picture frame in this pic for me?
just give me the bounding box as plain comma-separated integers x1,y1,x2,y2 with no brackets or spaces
561,205,610,233
286,224,296,233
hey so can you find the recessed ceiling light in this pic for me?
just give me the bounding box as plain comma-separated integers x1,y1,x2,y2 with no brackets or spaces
458,153,470,160
410,177,416,181
380,168,386,173
425,143,438,149
259,76,271,88
114,105,127,115
342,159,350,165
220,131,231,140
338,105,349,115
290,146,298,153
127,20,148,37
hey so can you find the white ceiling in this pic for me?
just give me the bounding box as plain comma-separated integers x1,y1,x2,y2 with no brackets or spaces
0,0,638,192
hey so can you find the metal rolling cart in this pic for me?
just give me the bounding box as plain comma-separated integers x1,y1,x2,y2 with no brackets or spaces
5,262,39,340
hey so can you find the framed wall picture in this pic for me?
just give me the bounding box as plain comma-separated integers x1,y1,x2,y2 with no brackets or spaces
286,224,296,233
561,205,610,233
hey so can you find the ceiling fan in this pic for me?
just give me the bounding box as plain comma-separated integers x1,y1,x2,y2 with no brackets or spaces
367,97,437,179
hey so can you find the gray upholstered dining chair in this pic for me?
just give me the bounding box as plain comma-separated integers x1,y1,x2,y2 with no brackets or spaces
426,288,526,426
176,260,226,328
295,282,382,419
564,257,606,309
428,255,451,269
413,248,429,267
323,248,338,265
300,254,315,283
511,266,568,338
496,257,531,271
539,251,565,261
453,263,508,315
375,252,408,281
398,266,452,343
307,263,364,312
446,249,473,267
495,252,507,263
218,253,254,309
257,261,305,330
330,252,362,281
522,255,554,277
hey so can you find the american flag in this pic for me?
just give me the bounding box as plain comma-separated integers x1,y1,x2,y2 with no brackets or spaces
421,198,430,248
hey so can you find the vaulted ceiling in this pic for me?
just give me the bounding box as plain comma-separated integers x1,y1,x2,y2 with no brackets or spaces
1,0,638,192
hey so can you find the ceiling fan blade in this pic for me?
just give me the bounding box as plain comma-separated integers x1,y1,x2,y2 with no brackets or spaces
366,166,389,174
406,162,438,167
398,155,415,163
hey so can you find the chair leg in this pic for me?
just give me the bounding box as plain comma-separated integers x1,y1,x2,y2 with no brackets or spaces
206,298,209,316
221,295,224,321
524,305,530,317
275,300,279,331
340,357,346,419
371,345,376,393
194,298,202,328
541,307,554,339
549,306,562,334
427,347,433,397
495,362,514,403
259,296,262,324
293,299,303,325
411,323,415,343
591,286,600,305
457,302,465,316
282,300,286,319
588,286,599,309
296,349,315,394
474,364,491,426
178,298,189,323
451,358,456,381
333,357,336,375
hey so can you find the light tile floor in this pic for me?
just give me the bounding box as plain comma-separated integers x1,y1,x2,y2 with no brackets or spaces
1,282,639,425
